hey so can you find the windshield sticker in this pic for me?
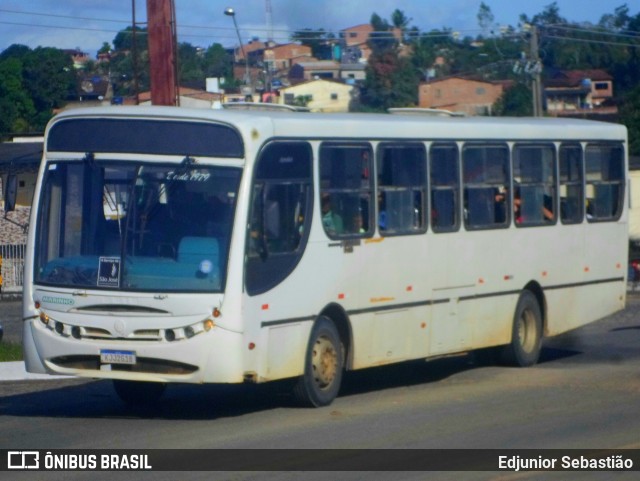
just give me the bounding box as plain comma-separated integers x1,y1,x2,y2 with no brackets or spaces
166,171,211,182
98,256,121,288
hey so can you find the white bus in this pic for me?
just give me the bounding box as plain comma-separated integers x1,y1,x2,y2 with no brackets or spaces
20,107,628,407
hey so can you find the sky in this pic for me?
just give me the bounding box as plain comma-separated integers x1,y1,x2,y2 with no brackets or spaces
1,0,639,56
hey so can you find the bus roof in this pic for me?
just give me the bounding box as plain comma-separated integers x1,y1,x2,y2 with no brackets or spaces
49,106,628,144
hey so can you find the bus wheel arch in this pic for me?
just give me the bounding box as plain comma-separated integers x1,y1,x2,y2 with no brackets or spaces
501,285,544,367
293,314,345,407
523,281,547,337
318,303,353,369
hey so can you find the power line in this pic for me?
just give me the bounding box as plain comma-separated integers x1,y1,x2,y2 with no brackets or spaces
3,6,640,52
0,20,125,35
545,22,640,40
543,34,640,49
0,8,135,25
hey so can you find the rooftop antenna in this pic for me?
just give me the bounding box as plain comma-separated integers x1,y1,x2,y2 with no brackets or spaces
265,0,273,43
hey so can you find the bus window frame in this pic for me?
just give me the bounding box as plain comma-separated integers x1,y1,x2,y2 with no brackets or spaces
245,140,314,296
512,142,558,228
559,142,585,225
319,142,374,240
584,142,625,223
376,141,428,237
462,142,511,231
429,142,461,234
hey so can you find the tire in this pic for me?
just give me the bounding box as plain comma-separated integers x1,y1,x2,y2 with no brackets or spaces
293,316,344,407
113,380,166,406
501,290,543,367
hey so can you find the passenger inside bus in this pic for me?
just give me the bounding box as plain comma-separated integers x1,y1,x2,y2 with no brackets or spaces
321,194,343,235
495,185,554,224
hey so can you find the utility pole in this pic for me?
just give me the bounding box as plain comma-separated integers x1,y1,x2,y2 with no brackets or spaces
147,0,178,106
529,24,544,117
131,0,139,104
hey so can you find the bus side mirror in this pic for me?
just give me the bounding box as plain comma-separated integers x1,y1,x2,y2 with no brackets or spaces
4,174,17,212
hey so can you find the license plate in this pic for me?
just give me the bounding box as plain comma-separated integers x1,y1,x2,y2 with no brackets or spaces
100,349,136,365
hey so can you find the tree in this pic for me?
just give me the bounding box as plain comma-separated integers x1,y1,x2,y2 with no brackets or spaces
178,42,204,85
368,13,395,53
0,45,75,134
391,9,412,43
98,42,112,55
0,44,31,62
409,32,437,81
361,13,420,111
493,83,533,116
0,57,35,135
113,26,148,52
599,5,630,31
391,9,411,30
203,43,233,80
109,48,150,96
291,28,334,59
619,84,640,156
530,2,567,25
477,2,496,36
22,47,76,129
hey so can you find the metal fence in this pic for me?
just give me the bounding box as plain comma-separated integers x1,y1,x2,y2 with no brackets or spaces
1,244,26,294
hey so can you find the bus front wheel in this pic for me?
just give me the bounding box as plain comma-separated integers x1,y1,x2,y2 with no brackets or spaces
293,316,344,407
113,380,166,406
502,290,542,367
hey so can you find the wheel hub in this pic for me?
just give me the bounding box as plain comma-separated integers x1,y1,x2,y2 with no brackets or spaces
311,335,337,389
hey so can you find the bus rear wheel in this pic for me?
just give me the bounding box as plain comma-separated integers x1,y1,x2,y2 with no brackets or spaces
113,380,166,406
293,316,344,407
502,290,543,367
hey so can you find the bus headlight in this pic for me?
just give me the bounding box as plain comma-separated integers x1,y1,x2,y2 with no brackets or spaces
165,319,215,342
203,319,215,332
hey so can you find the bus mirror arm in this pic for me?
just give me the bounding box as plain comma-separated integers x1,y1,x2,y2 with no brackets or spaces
3,173,28,233
3,174,17,213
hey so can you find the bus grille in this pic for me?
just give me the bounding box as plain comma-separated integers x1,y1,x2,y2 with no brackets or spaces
49,355,198,375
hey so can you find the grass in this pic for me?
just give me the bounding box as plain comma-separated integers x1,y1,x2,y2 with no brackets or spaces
0,342,23,362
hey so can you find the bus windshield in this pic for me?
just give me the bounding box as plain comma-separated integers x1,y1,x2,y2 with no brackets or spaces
34,159,241,293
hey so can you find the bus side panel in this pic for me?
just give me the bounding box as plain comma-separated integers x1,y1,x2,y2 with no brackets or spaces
356,236,431,366
244,236,338,382
263,323,306,381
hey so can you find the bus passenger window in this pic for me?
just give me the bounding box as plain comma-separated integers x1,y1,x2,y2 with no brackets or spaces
430,143,459,232
462,144,510,230
585,143,625,222
559,144,584,224
320,143,373,239
513,144,556,226
376,143,427,236
245,142,313,295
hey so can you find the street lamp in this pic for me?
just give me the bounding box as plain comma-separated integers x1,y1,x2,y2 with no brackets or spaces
224,7,252,96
